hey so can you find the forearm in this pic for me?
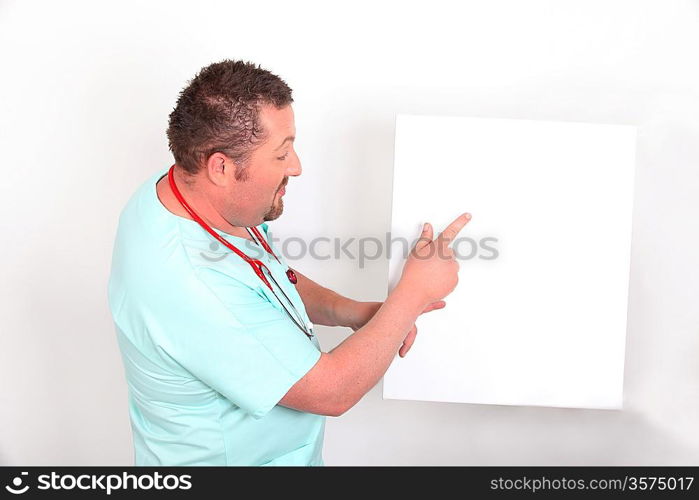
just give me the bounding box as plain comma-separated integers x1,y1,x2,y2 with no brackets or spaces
294,270,362,328
325,282,427,412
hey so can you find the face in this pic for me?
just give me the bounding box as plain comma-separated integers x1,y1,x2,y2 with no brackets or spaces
216,104,301,226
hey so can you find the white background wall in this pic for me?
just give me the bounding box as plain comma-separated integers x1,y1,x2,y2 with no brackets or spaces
1,0,698,465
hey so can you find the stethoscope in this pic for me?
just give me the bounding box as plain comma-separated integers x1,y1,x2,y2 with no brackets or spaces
167,165,314,339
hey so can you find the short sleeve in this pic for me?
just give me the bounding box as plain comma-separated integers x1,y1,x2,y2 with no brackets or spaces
148,265,321,420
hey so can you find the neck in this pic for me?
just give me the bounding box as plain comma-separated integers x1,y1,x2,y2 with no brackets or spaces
157,169,253,240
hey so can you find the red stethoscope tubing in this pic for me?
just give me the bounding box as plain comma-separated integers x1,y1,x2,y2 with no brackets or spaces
166,164,297,292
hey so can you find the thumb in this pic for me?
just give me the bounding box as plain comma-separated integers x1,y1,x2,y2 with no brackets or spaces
421,300,446,314
414,222,433,251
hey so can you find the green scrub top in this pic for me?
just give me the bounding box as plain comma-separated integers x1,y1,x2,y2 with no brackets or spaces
107,167,325,466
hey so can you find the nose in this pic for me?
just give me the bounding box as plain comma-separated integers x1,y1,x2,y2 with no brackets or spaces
286,151,302,177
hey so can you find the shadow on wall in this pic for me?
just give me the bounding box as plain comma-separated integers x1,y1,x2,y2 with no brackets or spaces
325,386,699,465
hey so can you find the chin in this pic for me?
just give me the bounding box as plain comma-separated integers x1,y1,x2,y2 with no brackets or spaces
263,200,284,222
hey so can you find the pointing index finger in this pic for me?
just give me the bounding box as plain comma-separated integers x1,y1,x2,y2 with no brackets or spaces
437,212,472,245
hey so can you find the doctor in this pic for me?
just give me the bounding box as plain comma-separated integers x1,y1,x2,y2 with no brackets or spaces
108,59,470,466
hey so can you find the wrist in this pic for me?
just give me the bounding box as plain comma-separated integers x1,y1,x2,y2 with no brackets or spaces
338,299,383,331
391,280,430,313
330,294,362,329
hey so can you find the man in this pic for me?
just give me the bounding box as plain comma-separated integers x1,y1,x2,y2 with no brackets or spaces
108,59,470,466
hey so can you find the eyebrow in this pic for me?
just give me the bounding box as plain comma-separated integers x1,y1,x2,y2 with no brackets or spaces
274,136,295,151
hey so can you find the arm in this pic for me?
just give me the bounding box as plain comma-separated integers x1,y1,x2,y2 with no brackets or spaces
295,269,444,355
281,282,428,417
293,270,382,329
280,214,471,417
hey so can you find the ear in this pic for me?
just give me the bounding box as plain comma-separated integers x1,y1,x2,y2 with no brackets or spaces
204,152,235,187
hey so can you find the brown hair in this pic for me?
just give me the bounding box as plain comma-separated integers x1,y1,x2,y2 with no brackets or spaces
166,59,293,179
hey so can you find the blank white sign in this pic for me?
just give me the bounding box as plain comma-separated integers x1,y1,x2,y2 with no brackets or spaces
384,114,637,409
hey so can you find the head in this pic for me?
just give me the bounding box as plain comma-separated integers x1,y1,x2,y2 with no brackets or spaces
166,60,301,226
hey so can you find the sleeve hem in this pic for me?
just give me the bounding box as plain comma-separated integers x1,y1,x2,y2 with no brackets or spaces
249,346,322,420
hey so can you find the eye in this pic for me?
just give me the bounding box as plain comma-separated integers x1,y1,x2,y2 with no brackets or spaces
277,152,289,161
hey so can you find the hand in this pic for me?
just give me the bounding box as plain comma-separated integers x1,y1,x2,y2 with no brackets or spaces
398,213,472,306
398,300,446,357
348,300,446,357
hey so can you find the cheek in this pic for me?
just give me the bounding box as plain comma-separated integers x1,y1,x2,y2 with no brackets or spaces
251,180,277,200
242,174,281,202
